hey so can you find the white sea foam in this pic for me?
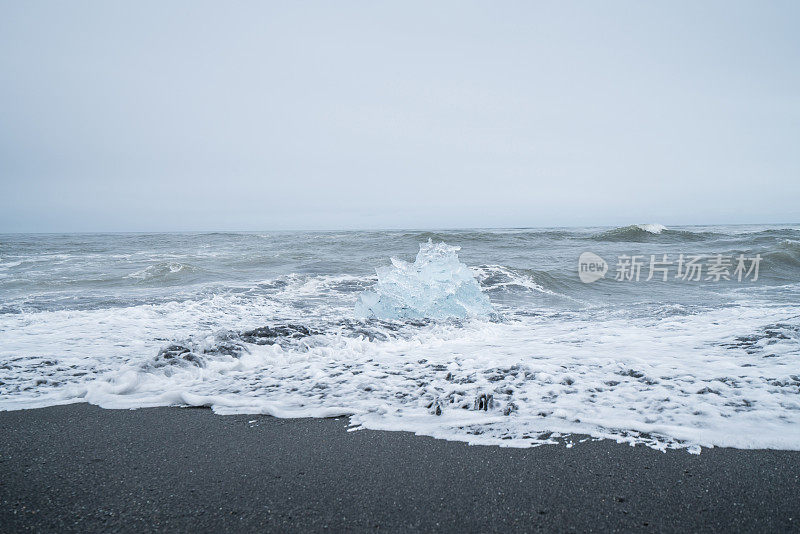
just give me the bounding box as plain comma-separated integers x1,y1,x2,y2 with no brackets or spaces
1,279,798,452
127,262,194,281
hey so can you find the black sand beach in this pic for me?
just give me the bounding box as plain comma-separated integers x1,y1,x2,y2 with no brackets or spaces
1,404,798,533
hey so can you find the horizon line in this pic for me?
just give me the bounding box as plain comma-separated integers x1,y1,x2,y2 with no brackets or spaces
1,221,799,236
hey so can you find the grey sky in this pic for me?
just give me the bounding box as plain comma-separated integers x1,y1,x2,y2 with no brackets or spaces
1,1,798,232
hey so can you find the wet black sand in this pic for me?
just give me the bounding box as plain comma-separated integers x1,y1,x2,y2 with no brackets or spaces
1,404,798,532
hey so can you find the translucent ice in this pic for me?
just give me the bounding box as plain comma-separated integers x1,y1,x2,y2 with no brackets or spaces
355,240,494,320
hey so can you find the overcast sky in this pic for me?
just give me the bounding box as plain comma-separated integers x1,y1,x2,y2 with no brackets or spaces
1,1,798,232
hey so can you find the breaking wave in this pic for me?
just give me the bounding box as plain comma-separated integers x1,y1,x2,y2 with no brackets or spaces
591,224,728,243
637,223,667,234
593,224,667,241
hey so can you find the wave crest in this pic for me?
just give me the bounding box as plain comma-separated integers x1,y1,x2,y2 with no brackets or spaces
593,223,667,241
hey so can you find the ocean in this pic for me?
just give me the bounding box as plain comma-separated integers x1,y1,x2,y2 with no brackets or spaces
1,224,798,452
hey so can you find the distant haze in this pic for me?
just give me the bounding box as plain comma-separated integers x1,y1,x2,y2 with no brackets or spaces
1,1,798,232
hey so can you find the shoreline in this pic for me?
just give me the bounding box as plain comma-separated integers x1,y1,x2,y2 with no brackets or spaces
1,404,798,532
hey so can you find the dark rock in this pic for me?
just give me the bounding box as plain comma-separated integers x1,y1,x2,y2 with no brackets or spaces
239,324,318,345
475,393,494,411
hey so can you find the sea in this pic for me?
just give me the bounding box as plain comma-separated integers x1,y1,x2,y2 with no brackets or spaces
1,224,798,453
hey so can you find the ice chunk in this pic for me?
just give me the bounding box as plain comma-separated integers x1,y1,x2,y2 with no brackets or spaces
355,240,494,320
